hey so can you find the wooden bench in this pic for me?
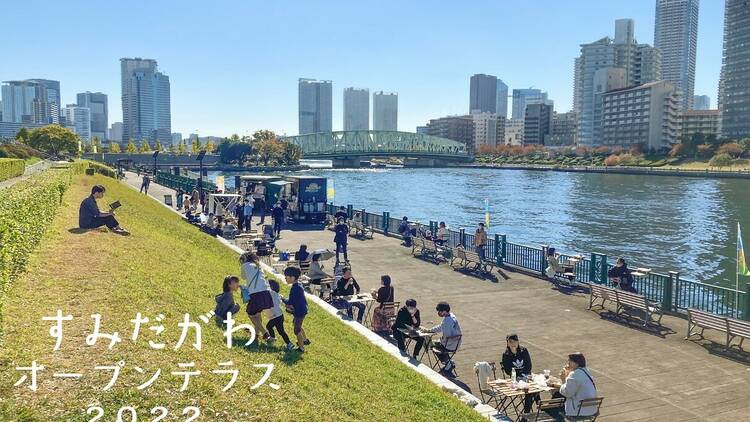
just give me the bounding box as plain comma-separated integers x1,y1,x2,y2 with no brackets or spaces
450,247,495,275
614,290,663,327
588,283,616,310
685,308,750,350
349,221,374,239
411,238,444,263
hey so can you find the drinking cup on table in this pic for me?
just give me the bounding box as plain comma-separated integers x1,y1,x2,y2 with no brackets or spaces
544,369,550,379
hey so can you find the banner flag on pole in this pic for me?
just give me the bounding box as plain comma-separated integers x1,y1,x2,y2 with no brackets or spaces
738,222,750,276
484,198,490,228
327,179,335,202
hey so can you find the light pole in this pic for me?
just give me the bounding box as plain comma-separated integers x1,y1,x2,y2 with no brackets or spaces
152,150,160,176
196,150,206,205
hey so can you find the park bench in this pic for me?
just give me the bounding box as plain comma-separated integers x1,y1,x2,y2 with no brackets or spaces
684,308,750,350
450,247,495,276
614,289,663,327
588,284,616,310
726,317,750,350
349,221,374,239
411,237,444,263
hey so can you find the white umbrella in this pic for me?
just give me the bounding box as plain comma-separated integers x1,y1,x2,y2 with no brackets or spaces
312,248,335,261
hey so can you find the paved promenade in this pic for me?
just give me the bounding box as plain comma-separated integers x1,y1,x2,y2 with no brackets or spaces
120,174,750,421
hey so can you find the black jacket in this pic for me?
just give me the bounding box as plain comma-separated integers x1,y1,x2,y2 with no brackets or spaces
502,346,533,378
392,306,421,331
334,276,360,296
334,223,349,243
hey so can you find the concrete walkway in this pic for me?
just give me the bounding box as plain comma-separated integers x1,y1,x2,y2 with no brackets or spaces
271,227,750,421
121,175,750,421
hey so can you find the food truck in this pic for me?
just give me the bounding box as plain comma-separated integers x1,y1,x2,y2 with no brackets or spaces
283,176,328,223
234,175,283,212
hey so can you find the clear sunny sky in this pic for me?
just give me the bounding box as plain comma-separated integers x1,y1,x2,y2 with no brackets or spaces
2,0,725,137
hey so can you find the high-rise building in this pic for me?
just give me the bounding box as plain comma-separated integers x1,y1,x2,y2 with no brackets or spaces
343,87,369,131
545,111,578,146
108,122,123,143
471,112,505,149
424,115,474,153
600,80,680,151
654,0,699,110
64,104,92,143
693,95,711,110
171,132,182,146
680,109,720,139
574,19,662,145
504,119,524,145
373,91,398,131
121,58,171,145
523,103,553,145
496,79,509,119
298,78,332,134
719,0,750,139
469,74,497,114
511,89,550,120
77,92,108,141
1,79,60,124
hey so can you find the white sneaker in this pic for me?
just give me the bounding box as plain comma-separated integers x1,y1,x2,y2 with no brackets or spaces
266,336,276,343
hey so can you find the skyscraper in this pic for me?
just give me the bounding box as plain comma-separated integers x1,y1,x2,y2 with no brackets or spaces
109,122,123,143
77,92,108,141
574,19,662,145
511,89,549,119
719,0,750,139
373,91,398,131
523,103,553,145
120,58,171,144
298,78,332,134
693,95,711,110
343,87,369,131
469,74,497,114
1,79,60,124
64,104,91,143
496,79,509,119
654,0,699,110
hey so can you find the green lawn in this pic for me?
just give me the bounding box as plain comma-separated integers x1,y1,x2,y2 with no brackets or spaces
0,174,483,421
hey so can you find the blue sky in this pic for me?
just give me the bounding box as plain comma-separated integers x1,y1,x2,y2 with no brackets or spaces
2,0,724,137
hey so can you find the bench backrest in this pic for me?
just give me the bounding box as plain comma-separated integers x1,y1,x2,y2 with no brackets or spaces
615,290,648,308
464,250,482,262
726,317,750,338
423,239,437,250
590,284,615,299
687,308,727,331
452,247,467,260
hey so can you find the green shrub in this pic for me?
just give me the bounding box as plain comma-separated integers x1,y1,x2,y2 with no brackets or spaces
0,158,25,182
0,143,41,159
0,165,84,314
77,160,116,178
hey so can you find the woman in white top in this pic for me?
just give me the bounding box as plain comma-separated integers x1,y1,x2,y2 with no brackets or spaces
240,252,273,341
559,352,598,418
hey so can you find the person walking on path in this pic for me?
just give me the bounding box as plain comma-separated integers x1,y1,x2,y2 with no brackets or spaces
334,217,350,264
243,198,253,232
140,173,151,194
474,222,488,261
272,202,284,238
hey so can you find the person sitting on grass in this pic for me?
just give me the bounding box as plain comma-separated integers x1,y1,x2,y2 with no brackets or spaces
332,267,366,323
392,299,424,358
282,266,310,352
371,275,395,332
214,275,241,326
239,252,273,342
266,279,294,351
425,302,462,373
78,185,129,235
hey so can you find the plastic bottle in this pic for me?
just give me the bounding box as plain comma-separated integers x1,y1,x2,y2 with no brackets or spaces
511,368,517,384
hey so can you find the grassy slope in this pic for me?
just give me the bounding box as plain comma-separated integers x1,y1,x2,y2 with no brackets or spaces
0,175,483,422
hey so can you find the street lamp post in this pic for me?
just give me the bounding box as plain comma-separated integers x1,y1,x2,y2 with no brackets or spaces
152,150,160,176
196,150,206,205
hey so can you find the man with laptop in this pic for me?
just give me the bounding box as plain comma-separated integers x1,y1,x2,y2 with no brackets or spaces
78,185,130,235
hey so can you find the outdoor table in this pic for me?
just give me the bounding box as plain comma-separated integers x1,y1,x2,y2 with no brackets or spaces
488,376,560,421
343,293,376,326
631,267,652,277
397,327,436,361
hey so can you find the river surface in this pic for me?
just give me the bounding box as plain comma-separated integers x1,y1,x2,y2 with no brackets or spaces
214,166,750,289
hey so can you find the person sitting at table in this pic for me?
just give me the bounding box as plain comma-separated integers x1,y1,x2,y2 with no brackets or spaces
306,253,331,297
392,299,424,358
557,352,598,419
435,221,448,246
371,275,395,332
501,334,538,413
332,267,366,323
295,244,310,262
78,185,130,235
607,257,637,293
425,302,462,373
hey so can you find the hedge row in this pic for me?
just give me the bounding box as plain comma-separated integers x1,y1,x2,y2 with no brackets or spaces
86,160,117,178
0,158,25,182
0,163,88,330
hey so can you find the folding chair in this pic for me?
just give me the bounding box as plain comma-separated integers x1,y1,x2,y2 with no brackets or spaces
517,397,565,422
572,397,604,421
429,335,462,377
474,362,500,407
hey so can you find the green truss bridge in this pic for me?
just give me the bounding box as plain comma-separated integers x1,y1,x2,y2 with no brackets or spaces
285,131,472,167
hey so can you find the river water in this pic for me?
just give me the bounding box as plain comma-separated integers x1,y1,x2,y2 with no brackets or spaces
215,166,750,289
